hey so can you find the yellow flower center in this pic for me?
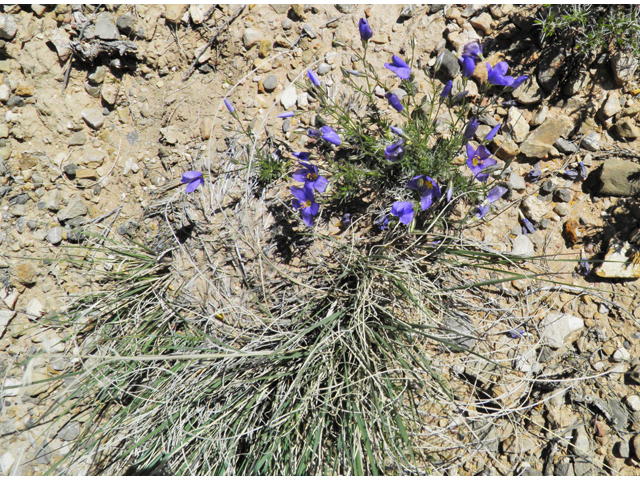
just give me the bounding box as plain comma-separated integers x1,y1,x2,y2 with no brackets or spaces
473,155,482,166
301,200,312,209
307,172,318,181
424,180,433,189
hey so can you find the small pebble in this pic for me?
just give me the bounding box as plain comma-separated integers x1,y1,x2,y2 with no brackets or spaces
263,74,278,92
554,188,572,203
317,63,331,75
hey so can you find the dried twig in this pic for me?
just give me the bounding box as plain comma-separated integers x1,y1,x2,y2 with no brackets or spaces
182,4,246,82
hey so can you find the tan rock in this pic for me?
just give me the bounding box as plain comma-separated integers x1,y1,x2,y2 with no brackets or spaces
12,262,37,286
519,115,573,158
163,4,188,24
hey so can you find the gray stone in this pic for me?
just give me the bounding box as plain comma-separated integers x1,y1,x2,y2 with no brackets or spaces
520,115,573,158
511,235,534,257
512,75,543,105
281,18,293,30
581,131,600,152
0,15,17,40
88,66,106,85
263,74,278,92
616,440,631,458
508,172,526,192
272,4,290,14
243,28,261,49
94,12,119,40
554,137,578,154
613,347,631,362
280,86,297,110
439,49,460,79
335,4,356,14
63,163,78,176
537,48,565,92
554,188,572,203
611,52,639,86
47,226,63,245
6,96,24,108
303,23,317,39
81,108,105,129
442,315,475,351
282,118,291,133
541,312,584,349
57,195,88,222
609,399,630,429
616,118,640,139
317,62,331,75
58,421,80,441
69,131,87,146
599,158,640,196
574,459,592,476
399,4,417,18
33,445,52,465
554,462,574,476
116,13,136,35
573,426,590,456
84,82,101,98
562,70,589,96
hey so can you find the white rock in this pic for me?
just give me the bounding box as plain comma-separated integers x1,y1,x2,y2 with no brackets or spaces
280,86,297,110
189,4,207,25
41,332,65,353
81,108,105,129
25,298,44,319
521,195,548,223
0,309,15,337
0,451,15,475
602,91,621,118
0,288,18,308
626,395,640,412
1,378,20,398
508,172,526,191
595,241,640,279
0,84,9,102
47,28,72,62
511,235,534,257
541,312,584,349
242,28,261,49
613,347,631,362
505,107,530,143
5,111,19,123
297,92,308,108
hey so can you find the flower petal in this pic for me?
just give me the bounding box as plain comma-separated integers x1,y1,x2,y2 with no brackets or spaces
185,177,203,193
290,186,308,202
292,152,310,161
313,175,329,193
486,186,508,203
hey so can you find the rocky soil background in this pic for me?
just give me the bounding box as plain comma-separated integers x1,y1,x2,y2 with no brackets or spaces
1,3,640,476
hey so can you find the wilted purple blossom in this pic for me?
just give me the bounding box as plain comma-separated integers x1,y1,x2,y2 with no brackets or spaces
391,126,405,136
385,92,403,112
564,169,579,180
181,171,204,193
526,163,542,182
521,216,536,234
508,329,525,339
384,55,411,80
511,75,528,90
462,41,483,59
485,124,501,142
463,117,479,140
307,69,321,87
320,126,341,146
278,111,295,118
476,185,507,218
579,251,591,275
375,215,389,230
292,152,311,161
384,139,404,162
441,80,452,98
358,18,373,41
307,128,321,139
446,183,453,203
578,161,588,180
390,201,414,225
223,98,234,113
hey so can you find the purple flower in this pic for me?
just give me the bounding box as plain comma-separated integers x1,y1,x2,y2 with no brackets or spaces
321,126,341,146
407,175,441,211
307,128,321,139
485,124,501,142
446,183,453,203
375,215,389,230
340,213,351,228
384,55,411,80
224,98,234,113
466,143,497,182
359,18,373,41
462,41,483,59
346,69,361,76
486,61,517,87
511,75,528,90
526,163,542,182
521,216,536,234
384,139,404,162
385,92,403,112
460,55,476,78
508,329,525,339
390,201,414,225
391,126,405,136
293,162,328,193
292,152,310,161
291,184,319,227
278,111,295,118
476,185,507,218
181,171,204,193
463,117,479,140
502,100,518,107
580,251,591,275
578,161,588,180
564,169,579,180
441,80,452,98
307,69,321,87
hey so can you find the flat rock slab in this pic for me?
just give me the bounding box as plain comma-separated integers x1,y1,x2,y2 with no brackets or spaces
595,242,640,279
598,158,640,197
519,115,573,159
